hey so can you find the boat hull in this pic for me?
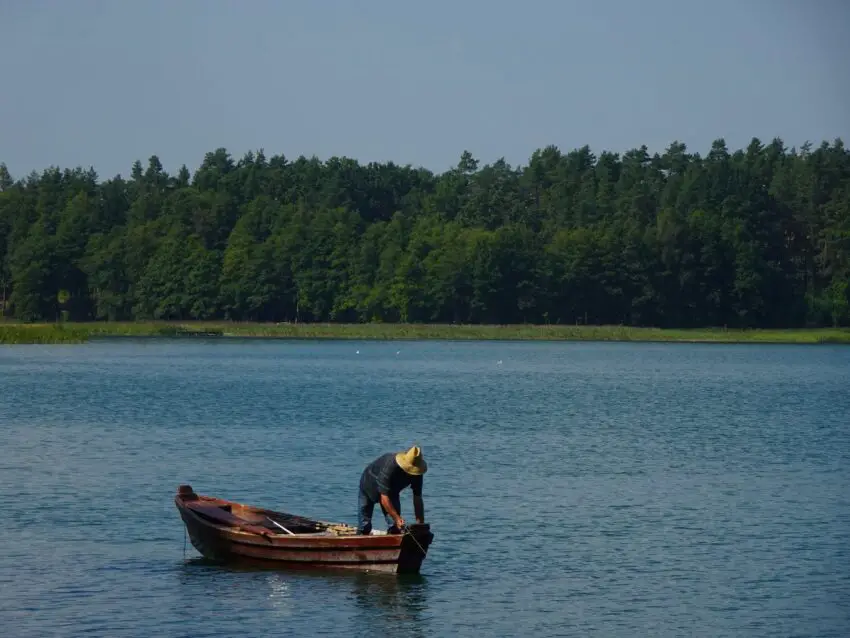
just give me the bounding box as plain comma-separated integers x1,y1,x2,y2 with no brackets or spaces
174,485,434,574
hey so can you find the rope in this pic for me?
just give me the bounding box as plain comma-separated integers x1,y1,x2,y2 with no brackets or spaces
403,528,427,555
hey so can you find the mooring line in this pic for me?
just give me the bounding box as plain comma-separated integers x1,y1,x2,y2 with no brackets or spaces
404,529,427,554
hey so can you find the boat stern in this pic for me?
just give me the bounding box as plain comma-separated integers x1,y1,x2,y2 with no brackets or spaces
396,523,435,574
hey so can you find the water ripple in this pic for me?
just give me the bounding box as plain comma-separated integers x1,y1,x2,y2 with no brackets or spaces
1,340,848,637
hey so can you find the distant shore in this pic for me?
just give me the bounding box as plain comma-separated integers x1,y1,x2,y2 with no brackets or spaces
1,321,849,345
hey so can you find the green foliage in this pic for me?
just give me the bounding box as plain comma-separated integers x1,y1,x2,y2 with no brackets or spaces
1,138,848,327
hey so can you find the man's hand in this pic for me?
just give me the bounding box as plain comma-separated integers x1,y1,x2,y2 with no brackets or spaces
380,494,405,530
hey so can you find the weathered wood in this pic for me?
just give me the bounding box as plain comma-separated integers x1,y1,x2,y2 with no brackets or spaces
184,501,274,538
174,484,434,574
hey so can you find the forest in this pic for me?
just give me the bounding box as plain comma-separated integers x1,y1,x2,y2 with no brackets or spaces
0,137,848,328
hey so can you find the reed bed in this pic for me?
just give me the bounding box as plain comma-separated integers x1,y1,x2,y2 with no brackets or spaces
2,321,849,345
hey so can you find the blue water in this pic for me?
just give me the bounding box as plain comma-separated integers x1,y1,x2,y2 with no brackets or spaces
1,338,848,637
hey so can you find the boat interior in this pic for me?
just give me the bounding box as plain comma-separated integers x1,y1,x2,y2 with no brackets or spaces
183,495,360,536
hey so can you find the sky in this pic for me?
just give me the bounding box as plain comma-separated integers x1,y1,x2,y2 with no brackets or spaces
1,0,848,180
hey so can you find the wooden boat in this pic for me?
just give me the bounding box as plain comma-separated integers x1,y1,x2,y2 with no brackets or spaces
174,484,434,574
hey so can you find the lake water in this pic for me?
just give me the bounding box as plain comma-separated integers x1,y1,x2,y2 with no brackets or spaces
1,338,848,637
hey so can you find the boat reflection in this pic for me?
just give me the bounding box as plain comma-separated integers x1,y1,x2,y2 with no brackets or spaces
178,558,430,633
350,571,429,635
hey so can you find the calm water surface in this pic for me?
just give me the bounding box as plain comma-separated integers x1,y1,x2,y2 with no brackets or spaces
1,338,848,637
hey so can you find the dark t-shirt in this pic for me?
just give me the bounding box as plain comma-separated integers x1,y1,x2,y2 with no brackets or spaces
359,452,423,502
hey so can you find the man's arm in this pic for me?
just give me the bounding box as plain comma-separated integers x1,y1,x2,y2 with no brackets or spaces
379,493,404,528
412,475,425,524
413,494,425,524
376,459,405,528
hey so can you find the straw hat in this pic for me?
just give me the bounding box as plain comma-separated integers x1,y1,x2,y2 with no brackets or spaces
395,446,427,475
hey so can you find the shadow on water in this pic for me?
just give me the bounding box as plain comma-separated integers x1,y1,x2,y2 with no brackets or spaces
177,557,430,633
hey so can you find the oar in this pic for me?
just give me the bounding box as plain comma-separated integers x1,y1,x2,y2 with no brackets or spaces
266,516,295,535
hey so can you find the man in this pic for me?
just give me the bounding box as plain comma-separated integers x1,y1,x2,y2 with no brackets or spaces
357,445,427,535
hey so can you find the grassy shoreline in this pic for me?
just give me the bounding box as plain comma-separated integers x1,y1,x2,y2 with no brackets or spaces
1,321,849,345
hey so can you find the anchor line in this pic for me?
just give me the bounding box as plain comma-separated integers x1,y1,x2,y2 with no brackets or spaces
404,529,427,555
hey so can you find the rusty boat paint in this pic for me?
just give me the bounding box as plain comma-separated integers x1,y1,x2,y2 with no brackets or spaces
174,485,434,574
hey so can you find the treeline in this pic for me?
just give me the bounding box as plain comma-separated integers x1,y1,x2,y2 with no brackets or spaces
0,137,848,327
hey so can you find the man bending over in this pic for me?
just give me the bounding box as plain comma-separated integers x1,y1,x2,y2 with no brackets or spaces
357,446,426,535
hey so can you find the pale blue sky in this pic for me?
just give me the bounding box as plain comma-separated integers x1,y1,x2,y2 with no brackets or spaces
1,0,847,179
